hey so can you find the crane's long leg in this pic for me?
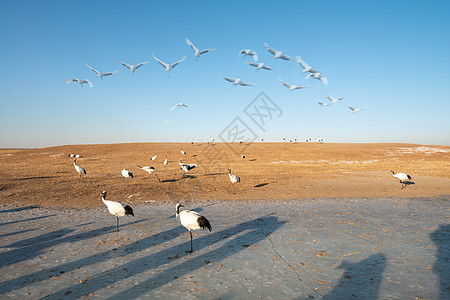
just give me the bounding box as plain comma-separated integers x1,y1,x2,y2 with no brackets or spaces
186,231,193,253
154,173,161,182
116,216,119,232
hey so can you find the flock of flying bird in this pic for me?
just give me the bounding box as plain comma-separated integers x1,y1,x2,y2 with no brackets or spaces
69,147,242,252
66,39,365,115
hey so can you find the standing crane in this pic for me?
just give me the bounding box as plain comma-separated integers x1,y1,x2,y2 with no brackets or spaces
175,203,211,253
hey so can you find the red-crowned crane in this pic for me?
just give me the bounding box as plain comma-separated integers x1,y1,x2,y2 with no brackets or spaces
175,203,211,253
101,191,134,232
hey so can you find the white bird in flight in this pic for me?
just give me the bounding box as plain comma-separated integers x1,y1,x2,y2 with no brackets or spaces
185,38,215,58
117,60,149,74
239,49,259,61
66,78,93,88
318,102,332,107
163,117,173,125
325,96,344,103
264,43,292,61
347,105,365,113
170,103,190,111
279,79,308,91
296,56,320,74
246,62,275,71
306,72,328,85
222,76,254,87
86,63,118,79
153,54,186,72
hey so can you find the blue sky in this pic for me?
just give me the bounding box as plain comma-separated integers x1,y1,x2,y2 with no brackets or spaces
1,1,449,148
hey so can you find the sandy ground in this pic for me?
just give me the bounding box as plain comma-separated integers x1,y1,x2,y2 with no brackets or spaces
0,143,449,208
0,197,449,299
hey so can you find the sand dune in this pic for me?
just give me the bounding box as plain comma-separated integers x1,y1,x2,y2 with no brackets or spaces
0,143,449,208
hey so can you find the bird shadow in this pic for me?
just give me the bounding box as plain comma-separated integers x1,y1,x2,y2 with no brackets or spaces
0,220,182,296
401,181,415,189
254,183,269,188
38,215,286,299
0,215,52,227
322,253,387,299
202,172,227,177
249,159,257,162
0,218,149,269
430,224,450,300
160,179,179,183
13,176,57,181
0,205,41,213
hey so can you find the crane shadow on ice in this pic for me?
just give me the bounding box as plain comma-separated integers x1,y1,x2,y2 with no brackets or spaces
41,215,286,299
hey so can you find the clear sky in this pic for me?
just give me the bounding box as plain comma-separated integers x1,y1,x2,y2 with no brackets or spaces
1,1,449,148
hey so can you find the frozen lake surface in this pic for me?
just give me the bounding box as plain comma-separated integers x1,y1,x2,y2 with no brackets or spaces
0,196,449,299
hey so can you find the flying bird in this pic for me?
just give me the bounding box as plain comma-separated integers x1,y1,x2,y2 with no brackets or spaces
306,72,328,85
264,42,292,61
279,79,308,91
391,170,412,188
185,38,215,58
86,63,118,79
170,103,190,111
347,105,365,113
163,117,173,125
296,56,320,74
117,60,149,74
325,96,344,103
101,191,134,232
175,203,211,253
152,54,186,72
222,76,254,86
246,62,275,71
121,168,134,179
318,102,331,107
66,78,93,88
239,49,259,61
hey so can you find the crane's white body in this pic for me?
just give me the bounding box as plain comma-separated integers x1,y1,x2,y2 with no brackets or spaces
222,76,254,87
318,102,331,107
239,49,259,61
181,149,186,155
137,165,160,181
73,159,86,179
185,38,215,58
117,60,149,74
279,79,308,91
68,154,83,158
121,168,133,178
151,154,158,161
246,62,275,71
176,203,211,252
228,169,240,193
164,156,168,166
86,63,118,79
152,54,186,72
264,43,292,61
391,171,412,182
66,78,93,87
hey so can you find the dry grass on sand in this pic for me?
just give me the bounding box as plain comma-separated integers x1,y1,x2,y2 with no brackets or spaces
0,142,449,208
